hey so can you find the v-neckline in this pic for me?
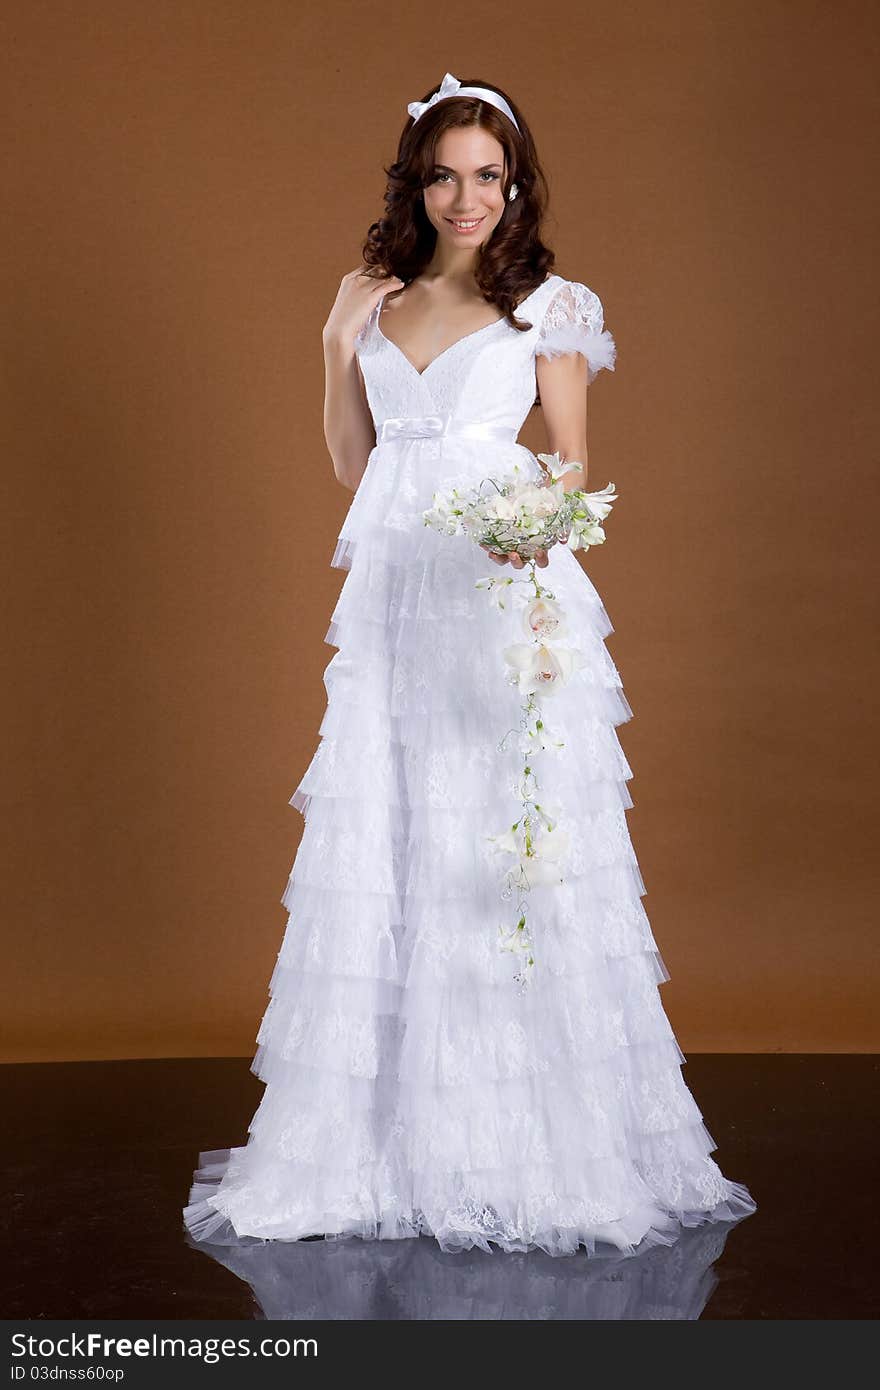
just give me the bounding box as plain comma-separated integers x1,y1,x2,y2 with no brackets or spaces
375,275,557,380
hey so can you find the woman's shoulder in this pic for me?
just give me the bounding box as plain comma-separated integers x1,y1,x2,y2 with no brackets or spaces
516,271,563,308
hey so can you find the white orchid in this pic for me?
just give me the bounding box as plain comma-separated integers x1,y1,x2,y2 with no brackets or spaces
486,826,520,858
580,481,618,522
523,597,567,641
486,819,571,889
518,723,565,756
475,574,514,611
571,518,607,547
532,796,563,829
514,482,561,518
502,640,583,697
498,913,534,970
519,826,570,886
483,492,519,521
423,491,463,534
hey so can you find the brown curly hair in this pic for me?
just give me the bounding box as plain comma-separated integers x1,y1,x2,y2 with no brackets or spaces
360,75,556,335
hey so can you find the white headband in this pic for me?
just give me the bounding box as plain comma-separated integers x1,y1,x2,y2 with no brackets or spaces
407,71,520,133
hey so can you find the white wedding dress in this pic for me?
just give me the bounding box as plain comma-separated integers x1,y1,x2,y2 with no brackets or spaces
183,273,757,1258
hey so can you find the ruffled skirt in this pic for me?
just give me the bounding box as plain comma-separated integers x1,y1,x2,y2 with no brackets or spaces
183,442,756,1258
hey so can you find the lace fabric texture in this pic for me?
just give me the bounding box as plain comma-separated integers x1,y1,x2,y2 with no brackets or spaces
535,280,618,383
183,275,756,1259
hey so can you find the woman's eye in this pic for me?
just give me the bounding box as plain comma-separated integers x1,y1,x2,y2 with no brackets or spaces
433,172,500,183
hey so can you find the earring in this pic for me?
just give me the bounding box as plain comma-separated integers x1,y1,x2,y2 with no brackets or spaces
508,182,518,201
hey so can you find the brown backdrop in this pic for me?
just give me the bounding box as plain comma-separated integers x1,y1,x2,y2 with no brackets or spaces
3,2,877,1061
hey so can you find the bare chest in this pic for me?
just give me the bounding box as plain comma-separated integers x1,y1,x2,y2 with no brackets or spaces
378,290,506,377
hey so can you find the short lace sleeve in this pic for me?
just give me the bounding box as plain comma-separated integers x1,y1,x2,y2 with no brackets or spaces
535,280,617,384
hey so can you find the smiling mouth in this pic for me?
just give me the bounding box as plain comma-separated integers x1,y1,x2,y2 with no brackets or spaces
446,216,486,232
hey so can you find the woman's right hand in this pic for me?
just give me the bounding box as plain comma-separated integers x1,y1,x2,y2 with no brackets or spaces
323,267,405,349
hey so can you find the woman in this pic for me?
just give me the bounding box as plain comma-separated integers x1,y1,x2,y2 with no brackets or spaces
183,71,756,1258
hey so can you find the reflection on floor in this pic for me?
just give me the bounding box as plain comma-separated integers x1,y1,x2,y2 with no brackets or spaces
188,1217,737,1320
4,1055,878,1319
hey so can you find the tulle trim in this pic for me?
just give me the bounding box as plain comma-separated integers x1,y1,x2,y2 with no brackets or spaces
332,535,357,571
291,773,633,821
248,1025,689,1111
314,651,634,751
243,1048,707,1179
274,873,660,987
535,326,617,383
183,1141,756,1258
285,843,647,908
283,794,645,903
250,956,684,1090
291,680,635,818
325,526,614,633
270,894,666,991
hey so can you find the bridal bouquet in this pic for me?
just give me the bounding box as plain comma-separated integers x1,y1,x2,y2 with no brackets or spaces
423,452,618,989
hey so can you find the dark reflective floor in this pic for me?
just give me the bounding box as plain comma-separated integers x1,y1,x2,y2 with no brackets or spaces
4,1055,877,1319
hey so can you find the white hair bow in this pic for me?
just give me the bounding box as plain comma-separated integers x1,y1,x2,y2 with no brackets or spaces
407,72,463,124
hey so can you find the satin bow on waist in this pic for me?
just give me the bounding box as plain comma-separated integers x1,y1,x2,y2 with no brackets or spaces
377,414,518,444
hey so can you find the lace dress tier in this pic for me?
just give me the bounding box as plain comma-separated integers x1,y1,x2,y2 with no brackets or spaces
183,273,757,1258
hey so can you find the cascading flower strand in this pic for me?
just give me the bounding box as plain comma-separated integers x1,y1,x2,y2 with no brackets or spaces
424,452,618,988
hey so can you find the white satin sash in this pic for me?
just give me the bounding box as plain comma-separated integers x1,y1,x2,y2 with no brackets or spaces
377,414,518,444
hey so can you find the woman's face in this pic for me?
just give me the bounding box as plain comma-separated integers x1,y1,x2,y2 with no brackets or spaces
421,125,509,250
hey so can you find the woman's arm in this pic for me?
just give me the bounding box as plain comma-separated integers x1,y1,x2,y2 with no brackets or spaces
321,268,404,491
535,350,589,492
484,351,590,571
322,334,376,492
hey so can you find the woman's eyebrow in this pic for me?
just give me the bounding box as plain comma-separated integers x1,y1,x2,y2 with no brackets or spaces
432,162,503,172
